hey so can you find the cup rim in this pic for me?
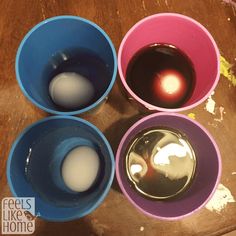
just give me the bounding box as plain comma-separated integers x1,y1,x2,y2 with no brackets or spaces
118,13,220,112
115,112,222,220
7,115,115,221
15,15,117,116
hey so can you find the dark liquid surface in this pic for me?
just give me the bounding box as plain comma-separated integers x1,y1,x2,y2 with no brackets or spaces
44,48,111,111
126,44,196,108
125,127,196,200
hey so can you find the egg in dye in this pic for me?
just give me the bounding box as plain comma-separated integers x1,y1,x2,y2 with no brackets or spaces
61,146,100,192
49,72,95,109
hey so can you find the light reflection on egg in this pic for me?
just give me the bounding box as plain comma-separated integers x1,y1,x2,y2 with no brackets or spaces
153,69,188,105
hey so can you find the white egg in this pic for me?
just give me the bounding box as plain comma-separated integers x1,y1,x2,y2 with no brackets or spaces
61,146,100,192
49,72,95,109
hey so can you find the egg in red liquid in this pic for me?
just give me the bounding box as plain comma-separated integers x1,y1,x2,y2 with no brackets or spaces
126,44,196,108
153,69,188,106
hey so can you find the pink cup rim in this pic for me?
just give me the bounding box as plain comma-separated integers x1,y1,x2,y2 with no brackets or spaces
118,13,220,112
115,112,222,220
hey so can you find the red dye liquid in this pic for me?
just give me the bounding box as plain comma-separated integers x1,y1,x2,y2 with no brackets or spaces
126,44,196,108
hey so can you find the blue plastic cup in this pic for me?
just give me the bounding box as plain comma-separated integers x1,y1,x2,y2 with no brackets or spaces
7,116,115,221
16,16,117,115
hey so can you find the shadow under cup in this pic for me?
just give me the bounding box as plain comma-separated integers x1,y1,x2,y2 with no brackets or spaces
7,116,114,221
118,13,220,112
16,16,117,115
116,113,221,220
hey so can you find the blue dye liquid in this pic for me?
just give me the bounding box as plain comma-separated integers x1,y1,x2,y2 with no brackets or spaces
44,48,111,111
25,126,105,207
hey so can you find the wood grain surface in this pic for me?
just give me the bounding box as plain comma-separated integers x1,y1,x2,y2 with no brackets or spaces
0,0,236,235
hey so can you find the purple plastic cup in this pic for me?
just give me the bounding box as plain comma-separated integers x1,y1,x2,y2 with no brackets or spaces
118,13,220,112
116,113,221,220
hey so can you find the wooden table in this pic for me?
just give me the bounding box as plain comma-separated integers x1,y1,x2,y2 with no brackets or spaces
0,0,236,235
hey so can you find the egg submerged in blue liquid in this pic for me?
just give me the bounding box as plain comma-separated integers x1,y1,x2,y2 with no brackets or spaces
49,72,95,109
61,146,100,192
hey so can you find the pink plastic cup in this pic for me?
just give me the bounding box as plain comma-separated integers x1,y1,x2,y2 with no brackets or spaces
118,13,220,112
116,113,222,220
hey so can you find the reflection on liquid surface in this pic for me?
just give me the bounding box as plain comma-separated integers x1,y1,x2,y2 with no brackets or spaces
125,127,196,200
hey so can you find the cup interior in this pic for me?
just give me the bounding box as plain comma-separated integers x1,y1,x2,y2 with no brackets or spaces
16,16,117,115
7,116,114,221
116,113,221,219
118,13,220,111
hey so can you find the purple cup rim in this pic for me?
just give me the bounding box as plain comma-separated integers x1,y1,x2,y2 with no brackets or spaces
118,13,220,112
115,112,222,220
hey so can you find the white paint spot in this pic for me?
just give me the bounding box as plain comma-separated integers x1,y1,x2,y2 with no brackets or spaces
232,172,236,175
222,0,236,8
205,183,235,213
214,106,225,122
90,218,110,235
142,0,146,11
140,226,144,231
227,17,231,21
205,91,216,114
207,122,218,128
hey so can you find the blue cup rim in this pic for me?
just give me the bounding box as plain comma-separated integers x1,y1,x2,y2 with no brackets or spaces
7,115,115,221
15,15,117,116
